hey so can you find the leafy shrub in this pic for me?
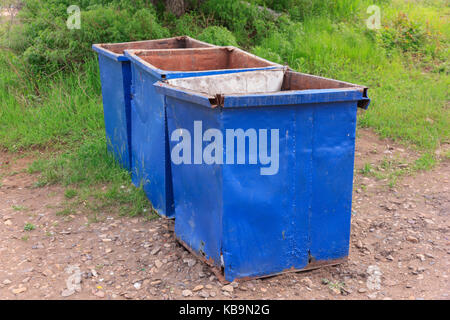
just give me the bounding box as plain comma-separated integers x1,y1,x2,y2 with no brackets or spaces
9,0,169,74
200,0,276,46
197,26,238,46
172,12,202,37
378,12,427,53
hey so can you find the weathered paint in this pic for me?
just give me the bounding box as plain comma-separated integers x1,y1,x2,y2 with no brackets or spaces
125,47,282,218
92,36,215,170
155,70,370,281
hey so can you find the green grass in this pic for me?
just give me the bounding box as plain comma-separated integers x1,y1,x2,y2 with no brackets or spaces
0,0,449,216
359,153,439,188
0,50,154,219
64,188,77,199
0,53,103,151
23,223,35,231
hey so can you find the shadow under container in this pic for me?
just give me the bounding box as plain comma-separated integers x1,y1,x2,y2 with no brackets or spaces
154,69,370,282
124,47,282,218
92,36,215,171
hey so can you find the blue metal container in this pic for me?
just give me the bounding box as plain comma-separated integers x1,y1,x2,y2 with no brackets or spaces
155,69,370,281
124,47,282,218
92,36,215,170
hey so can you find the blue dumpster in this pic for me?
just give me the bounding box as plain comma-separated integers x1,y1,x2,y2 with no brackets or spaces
154,69,370,281
92,36,215,170
124,47,282,218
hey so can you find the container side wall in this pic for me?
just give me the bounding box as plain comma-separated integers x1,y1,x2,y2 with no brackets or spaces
97,54,131,170
220,106,309,281
130,65,174,217
309,102,357,261
167,97,223,265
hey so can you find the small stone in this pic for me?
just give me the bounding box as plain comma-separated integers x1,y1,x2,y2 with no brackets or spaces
61,289,75,297
3,279,12,285
355,240,363,249
134,282,142,290
4,220,12,226
386,255,394,261
358,288,367,293
193,285,204,292
222,285,234,293
406,235,419,243
105,248,113,254
210,291,216,297
151,280,162,286
101,238,112,242
95,291,105,298
416,254,425,262
260,287,267,293
12,287,27,294
182,289,193,297
205,284,213,290
42,269,53,277
22,277,30,283
150,247,161,255
154,260,163,269
199,290,209,298
300,277,313,287
183,258,196,267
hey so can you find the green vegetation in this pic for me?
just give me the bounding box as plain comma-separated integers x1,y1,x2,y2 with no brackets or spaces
24,222,36,231
0,0,448,214
64,188,78,199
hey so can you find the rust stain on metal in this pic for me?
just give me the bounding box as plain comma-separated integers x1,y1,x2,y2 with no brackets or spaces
98,36,211,55
174,236,229,284
282,70,368,93
174,233,348,284
134,47,275,72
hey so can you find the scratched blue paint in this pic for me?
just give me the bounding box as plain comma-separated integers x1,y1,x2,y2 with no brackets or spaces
154,70,370,281
125,48,282,218
92,37,215,171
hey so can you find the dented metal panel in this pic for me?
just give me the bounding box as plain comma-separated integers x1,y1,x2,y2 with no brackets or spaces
125,48,282,218
92,36,215,171
155,70,370,281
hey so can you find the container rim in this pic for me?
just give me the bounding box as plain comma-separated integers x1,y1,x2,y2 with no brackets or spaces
154,70,370,109
91,36,214,62
123,46,283,80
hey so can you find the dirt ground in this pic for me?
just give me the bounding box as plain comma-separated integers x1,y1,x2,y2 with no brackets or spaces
0,128,449,300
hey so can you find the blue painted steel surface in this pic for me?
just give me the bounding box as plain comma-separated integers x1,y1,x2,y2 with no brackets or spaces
95,51,132,170
125,48,282,218
154,71,370,281
92,37,215,171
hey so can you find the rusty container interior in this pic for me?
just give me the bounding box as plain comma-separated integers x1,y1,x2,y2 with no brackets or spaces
131,47,278,72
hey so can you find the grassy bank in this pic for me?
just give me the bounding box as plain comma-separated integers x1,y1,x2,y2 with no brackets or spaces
0,0,448,216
